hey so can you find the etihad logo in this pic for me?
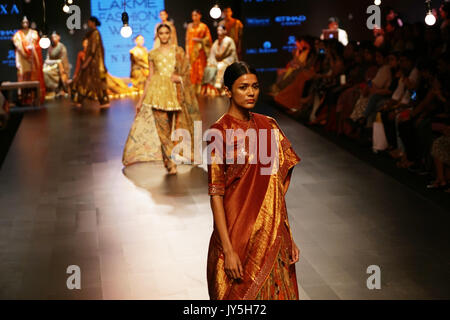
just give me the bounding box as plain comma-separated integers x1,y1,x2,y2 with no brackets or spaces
274,15,306,26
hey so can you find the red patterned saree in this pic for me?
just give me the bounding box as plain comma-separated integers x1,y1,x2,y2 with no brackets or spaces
207,112,300,300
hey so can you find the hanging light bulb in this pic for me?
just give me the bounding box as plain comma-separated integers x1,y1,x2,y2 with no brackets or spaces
210,5,222,20
374,0,381,6
424,0,436,26
120,12,133,38
68,0,73,4
63,4,70,13
39,36,50,49
425,12,436,25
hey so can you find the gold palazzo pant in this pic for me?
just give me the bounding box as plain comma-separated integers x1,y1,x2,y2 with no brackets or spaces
153,109,181,171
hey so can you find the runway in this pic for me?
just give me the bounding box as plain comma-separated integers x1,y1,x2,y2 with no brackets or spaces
0,97,449,299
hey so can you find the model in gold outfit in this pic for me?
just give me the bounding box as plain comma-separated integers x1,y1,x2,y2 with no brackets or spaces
123,24,200,175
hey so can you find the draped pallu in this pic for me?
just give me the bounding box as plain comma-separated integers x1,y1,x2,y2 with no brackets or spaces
70,29,109,105
207,112,301,300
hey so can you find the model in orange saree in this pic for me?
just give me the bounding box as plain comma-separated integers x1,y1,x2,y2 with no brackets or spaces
185,10,212,92
207,111,301,300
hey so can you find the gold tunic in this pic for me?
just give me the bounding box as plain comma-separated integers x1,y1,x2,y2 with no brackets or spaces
142,45,181,112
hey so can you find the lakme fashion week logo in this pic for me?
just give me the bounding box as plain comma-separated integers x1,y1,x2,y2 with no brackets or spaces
170,123,281,176
91,0,164,77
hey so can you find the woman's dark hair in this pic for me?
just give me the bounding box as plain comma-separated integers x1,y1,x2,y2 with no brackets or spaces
217,25,226,31
157,23,171,33
224,62,258,89
192,9,202,15
89,16,101,27
160,9,168,15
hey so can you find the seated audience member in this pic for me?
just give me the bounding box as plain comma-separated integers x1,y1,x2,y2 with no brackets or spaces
357,49,397,124
320,17,348,46
271,36,314,94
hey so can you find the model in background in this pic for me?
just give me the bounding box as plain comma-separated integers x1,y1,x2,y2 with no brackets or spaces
70,16,109,107
219,7,244,60
130,35,149,91
153,9,178,49
123,24,200,174
12,16,45,105
186,9,212,94
207,62,301,300
201,25,237,97
43,32,70,97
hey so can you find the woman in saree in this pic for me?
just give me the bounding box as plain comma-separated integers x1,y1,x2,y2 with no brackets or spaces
12,16,46,105
70,16,109,107
122,24,200,174
43,32,70,96
207,62,301,300
201,25,238,97
130,35,149,91
153,9,178,49
186,9,212,93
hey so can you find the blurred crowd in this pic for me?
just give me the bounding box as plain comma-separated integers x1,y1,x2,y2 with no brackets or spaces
271,3,450,193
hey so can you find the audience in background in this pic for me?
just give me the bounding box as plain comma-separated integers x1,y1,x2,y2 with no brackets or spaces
272,4,450,193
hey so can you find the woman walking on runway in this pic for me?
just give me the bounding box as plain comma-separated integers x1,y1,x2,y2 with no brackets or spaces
207,62,301,300
70,16,109,107
122,24,200,174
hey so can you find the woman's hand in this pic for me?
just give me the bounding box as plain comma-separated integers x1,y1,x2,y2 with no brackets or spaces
224,250,243,281
171,74,182,83
289,241,300,265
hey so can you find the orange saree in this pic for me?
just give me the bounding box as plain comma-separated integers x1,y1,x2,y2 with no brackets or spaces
207,112,300,300
186,22,212,85
274,68,315,111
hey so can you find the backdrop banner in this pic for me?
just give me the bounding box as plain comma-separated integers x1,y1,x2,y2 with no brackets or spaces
91,0,165,78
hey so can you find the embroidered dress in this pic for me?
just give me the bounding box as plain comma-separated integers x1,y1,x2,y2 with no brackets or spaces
142,46,181,112
207,112,301,300
122,46,200,168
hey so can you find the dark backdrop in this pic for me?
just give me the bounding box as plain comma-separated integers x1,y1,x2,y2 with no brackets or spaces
0,0,436,82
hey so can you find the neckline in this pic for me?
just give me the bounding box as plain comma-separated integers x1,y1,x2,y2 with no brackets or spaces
225,112,253,123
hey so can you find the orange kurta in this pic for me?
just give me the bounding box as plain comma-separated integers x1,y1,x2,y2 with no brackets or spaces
207,112,300,300
186,22,212,85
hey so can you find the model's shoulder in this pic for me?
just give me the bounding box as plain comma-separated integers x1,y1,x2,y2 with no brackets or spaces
253,113,279,128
